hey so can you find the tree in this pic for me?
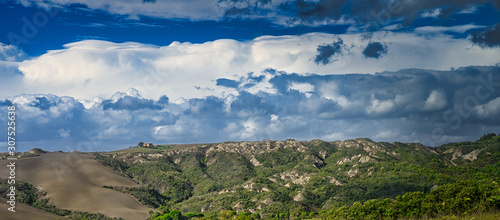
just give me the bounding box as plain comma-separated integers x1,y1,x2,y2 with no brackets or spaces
138,142,144,147
479,133,496,141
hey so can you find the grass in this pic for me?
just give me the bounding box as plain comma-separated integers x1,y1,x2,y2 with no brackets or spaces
438,212,500,220
109,147,163,154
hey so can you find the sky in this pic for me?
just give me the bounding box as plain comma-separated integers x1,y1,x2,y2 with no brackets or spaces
1,0,500,152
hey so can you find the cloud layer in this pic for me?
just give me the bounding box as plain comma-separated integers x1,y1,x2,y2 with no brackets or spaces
2,66,500,151
3,30,500,102
17,0,500,27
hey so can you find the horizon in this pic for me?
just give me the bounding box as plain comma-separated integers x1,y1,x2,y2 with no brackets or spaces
1,133,496,153
1,0,500,152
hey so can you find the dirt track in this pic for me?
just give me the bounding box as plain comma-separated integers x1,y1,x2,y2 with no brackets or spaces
0,152,152,220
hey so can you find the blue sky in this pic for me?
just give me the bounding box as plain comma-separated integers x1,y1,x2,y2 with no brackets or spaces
1,0,500,151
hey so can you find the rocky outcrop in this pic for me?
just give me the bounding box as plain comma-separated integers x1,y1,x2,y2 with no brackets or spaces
463,149,482,161
327,176,343,186
347,168,359,178
293,192,305,202
277,170,312,185
249,154,262,166
28,148,47,155
444,147,483,162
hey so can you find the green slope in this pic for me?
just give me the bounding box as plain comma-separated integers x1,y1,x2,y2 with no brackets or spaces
93,134,500,219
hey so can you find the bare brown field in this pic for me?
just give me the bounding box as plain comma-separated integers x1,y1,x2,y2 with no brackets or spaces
0,152,152,220
0,197,69,220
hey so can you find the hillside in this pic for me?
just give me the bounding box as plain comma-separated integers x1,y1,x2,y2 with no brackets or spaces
0,152,153,220
95,134,500,219
1,134,499,220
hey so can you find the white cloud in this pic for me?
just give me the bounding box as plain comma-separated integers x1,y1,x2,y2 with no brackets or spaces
367,97,395,115
414,24,486,34
423,90,447,111
57,128,71,138
475,97,500,117
0,43,26,62
6,31,499,102
22,0,221,20
289,82,315,97
420,8,442,18
317,81,354,109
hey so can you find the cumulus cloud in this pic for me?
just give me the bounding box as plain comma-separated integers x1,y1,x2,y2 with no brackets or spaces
423,90,447,111
2,65,500,151
475,97,500,118
6,31,500,102
0,43,26,62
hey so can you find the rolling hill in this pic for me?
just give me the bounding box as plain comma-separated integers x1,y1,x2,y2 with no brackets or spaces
1,133,499,219
0,152,152,220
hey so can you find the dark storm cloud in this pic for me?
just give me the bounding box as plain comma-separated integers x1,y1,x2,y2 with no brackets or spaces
295,0,348,21
314,38,346,65
363,42,387,59
217,0,500,28
297,0,500,23
470,23,500,48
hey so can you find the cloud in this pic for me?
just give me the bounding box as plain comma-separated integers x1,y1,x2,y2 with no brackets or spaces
415,24,486,34
218,0,500,28
216,78,241,88
101,89,163,110
18,0,221,20
0,31,497,103
17,0,500,28
102,96,163,111
366,95,396,115
470,23,500,48
0,43,26,62
475,97,500,118
314,37,347,65
2,65,500,151
363,42,387,59
57,128,71,138
423,90,447,111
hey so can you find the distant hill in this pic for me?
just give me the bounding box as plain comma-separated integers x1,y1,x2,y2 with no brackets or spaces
1,134,499,220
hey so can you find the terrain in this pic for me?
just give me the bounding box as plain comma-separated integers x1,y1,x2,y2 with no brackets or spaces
1,133,499,219
0,152,152,220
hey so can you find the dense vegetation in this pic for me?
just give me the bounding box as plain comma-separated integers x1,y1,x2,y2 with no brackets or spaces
91,133,500,219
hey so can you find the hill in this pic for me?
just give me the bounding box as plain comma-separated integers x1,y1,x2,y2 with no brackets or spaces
0,152,153,220
94,135,500,219
1,134,499,219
